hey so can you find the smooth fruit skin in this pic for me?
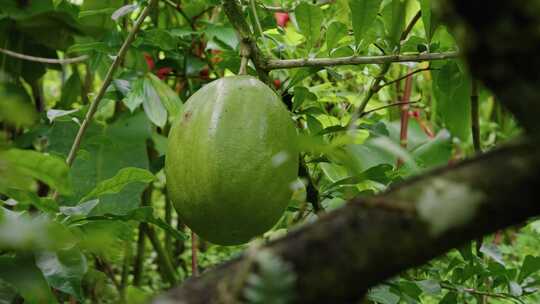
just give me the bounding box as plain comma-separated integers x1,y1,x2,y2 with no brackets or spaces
166,76,298,245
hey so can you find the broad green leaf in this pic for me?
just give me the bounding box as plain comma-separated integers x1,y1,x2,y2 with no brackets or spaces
439,291,457,304
81,167,155,202
0,207,74,251
326,21,348,54
368,285,399,304
125,78,145,112
147,73,183,121
294,3,324,50
47,109,80,123
416,280,441,295
204,24,239,50
1,149,72,195
432,61,471,141
59,70,82,107
67,42,111,54
387,0,407,49
138,29,177,51
60,199,100,216
480,243,505,265
111,3,138,21
412,130,452,169
73,207,186,241
518,255,540,283
0,83,38,127
36,247,88,300
142,77,168,127
349,0,382,49
4,189,59,213
420,0,431,41
0,255,57,304
48,112,151,215
293,86,317,111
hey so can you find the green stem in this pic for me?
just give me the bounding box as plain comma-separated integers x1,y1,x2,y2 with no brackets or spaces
145,224,178,286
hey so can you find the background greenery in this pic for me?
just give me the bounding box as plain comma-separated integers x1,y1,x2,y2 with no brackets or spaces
0,0,537,303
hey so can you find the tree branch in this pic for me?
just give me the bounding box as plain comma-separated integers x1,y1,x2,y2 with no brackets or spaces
222,0,270,83
153,139,540,303
64,0,156,167
266,51,459,70
0,47,88,64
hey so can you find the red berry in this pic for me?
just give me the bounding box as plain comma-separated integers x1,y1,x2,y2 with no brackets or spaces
273,79,281,89
144,53,155,71
156,67,173,80
274,12,290,27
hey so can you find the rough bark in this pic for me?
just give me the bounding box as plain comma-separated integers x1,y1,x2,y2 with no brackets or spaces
154,139,540,304
153,1,540,303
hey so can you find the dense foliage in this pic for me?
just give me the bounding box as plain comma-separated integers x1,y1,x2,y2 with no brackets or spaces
0,0,538,303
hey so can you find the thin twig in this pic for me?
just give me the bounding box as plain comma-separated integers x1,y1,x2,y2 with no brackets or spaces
441,283,524,304
379,67,432,89
400,11,422,41
359,101,419,117
349,10,427,125
266,51,459,70
64,0,156,167
163,0,194,28
0,47,88,64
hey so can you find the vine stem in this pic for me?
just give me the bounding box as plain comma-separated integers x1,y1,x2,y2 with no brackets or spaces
0,47,88,64
191,231,199,276
63,0,157,167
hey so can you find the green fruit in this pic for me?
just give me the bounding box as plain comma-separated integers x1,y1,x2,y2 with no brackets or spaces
165,76,298,245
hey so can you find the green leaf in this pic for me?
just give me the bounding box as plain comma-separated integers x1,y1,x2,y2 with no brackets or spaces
0,255,57,304
349,0,382,49
81,167,155,202
36,247,88,301
1,149,72,195
142,77,168,127
367,285,399,304
412,130,452,169
48,112,151,215
147,73,183,121
326,21,348,54
60,71,82,107
60,199,100,216
124,78,145,112
73,207,186,241
518,255,540,283
387,0,407,49
416,280,441,295
139,29,177,51
0,83,38,127
480,243,505,265
420,0,431,41
432,61,472,141
439,291,457,304
67,42,111,54
294,3,324,50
